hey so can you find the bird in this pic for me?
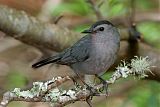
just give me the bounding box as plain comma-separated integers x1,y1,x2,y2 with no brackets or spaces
32,20,120,94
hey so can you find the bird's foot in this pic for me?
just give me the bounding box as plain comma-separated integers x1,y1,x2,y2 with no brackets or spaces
85,85,95,107
86,96,93,107
95,75,108,96
71,76,95,96
85,83,94,97
102,80,108,97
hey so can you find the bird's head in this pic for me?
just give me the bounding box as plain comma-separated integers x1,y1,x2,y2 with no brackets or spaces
81,20,115,34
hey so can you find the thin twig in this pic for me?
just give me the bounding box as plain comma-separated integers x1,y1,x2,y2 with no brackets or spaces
54,15,64,24
86,0,103,20
130,0,136,25
98,0,105,8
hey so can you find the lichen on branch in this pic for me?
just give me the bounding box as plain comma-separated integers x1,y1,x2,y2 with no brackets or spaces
0,56,153,107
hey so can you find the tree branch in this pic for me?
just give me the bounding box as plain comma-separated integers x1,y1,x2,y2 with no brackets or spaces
0,5,82,52
0,57,152,107
0,5,133,51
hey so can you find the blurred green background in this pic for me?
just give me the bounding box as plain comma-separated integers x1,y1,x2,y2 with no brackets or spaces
0,0,159,107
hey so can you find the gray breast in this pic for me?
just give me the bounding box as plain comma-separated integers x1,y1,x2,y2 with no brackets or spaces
71,27,120,75
71,44,117,75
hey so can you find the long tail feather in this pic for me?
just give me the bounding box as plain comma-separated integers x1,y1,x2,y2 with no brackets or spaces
32,56,60,68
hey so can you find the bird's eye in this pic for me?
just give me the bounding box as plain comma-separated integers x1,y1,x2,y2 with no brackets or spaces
99,27,104,31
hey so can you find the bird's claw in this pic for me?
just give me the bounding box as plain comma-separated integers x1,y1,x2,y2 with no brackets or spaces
85,85,94,107
102,81,109,97
95,75,109,96
86,96,93,107
85,84,95,98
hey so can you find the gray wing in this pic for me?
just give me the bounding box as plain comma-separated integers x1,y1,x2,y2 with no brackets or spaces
32,35,92,68
57,35,92,65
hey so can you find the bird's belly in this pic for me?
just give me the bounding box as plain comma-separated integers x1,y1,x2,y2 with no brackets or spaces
71,42,118,75
71,53,116,75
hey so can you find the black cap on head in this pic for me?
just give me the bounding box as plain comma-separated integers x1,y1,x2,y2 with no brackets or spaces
91,20,114,29
81,20,115,34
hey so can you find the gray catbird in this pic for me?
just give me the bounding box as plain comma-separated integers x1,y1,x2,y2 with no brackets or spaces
32,20,120,91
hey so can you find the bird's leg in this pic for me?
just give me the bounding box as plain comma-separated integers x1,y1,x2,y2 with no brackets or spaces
86,97,93,107
70,77,80,87
95,74,108,96
74,72,95,104
74,72,93,90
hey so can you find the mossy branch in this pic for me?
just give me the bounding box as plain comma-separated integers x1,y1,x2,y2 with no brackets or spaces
0,57,153,107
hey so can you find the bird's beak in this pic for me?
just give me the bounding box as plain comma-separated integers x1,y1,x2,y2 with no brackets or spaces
81,29,92,33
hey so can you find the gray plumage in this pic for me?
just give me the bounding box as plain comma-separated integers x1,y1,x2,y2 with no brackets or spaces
32,20,120,76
